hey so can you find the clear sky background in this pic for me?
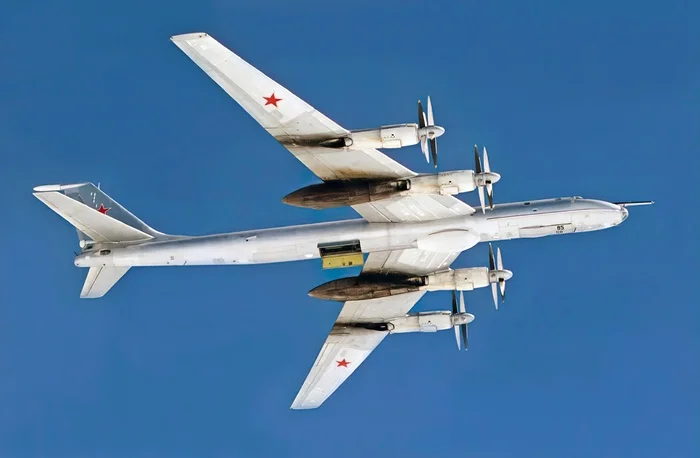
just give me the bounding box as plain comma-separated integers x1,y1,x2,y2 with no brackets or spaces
1,1,698,457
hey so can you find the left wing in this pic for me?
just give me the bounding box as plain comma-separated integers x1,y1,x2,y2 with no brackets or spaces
170,33,474,223
170,33,414,181
291,247,460,409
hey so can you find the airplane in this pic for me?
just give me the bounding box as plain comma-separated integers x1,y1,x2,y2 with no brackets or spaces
33,32,653,409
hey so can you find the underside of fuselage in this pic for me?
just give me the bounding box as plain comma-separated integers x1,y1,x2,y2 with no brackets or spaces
74,197,626,269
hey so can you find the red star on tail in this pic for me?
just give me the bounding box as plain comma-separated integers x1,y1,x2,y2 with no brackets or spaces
263,92,282,107
336,359,350,368
97,203,111,214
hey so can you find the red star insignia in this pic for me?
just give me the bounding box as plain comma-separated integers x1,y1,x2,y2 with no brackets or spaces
97,203,111,214
263,92,282,107
336,359,350,368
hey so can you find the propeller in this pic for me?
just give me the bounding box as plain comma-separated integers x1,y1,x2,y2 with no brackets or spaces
488,243,512,310
451,290,474,351
473,145,501,214
417,96,444,168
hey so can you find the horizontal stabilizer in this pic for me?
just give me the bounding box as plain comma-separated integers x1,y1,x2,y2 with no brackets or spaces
81,266,130,298
34,190,153,243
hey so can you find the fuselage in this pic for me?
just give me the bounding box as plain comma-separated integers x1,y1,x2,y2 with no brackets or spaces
74,197,627,268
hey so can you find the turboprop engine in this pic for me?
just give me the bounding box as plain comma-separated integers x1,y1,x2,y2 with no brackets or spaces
283,171,481,210
316,97,444,167
384,310,474,334
349,292,476,350
308,244,512,309
282,145,501,210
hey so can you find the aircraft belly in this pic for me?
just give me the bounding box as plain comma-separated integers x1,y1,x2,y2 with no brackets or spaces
249,245,303,263
100,216,475,268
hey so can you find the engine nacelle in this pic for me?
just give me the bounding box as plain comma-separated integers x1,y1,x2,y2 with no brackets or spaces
282,171,479,210
346,124,420,149
308,275,426,302
388,311,454,333
425,268,491,291
409,171,478,195
282,180,411,210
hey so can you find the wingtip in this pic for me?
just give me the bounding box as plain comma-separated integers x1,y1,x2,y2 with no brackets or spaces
170,32,209,42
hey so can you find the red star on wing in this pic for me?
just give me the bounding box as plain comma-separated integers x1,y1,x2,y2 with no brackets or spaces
97,203,111,214
263,92,282,107
336,359,350,368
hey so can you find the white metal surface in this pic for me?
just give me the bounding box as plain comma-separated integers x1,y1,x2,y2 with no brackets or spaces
80,266,131,298
29,31,648,411
170,33,414,181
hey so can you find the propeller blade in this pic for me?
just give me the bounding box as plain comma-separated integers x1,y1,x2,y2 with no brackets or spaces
429,138,438,168
491,282,499,310
483,147,490,173
427,96,435,126
488,243,496,271
454,324,461,350
483,147,494,208
478,186,485,214
417,100,426,129
474,145,482,174
499,279,506,302
461,323,468,351
421,137,429,162
451,290,458,314
497,247,503,270
459,290,466,313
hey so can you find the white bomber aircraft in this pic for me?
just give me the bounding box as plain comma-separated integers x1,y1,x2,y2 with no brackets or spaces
33,33,653,409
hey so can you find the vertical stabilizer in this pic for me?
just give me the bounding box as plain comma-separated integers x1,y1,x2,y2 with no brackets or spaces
33,183,162,244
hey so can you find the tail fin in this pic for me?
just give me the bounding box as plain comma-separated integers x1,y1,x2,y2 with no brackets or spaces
34,182,162,299
33,183,161,245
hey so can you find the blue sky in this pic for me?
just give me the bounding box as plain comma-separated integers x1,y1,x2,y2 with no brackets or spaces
1,1,698,457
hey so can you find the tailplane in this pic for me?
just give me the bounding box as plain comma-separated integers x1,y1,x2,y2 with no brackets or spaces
33,182,163,298
81,266,131,298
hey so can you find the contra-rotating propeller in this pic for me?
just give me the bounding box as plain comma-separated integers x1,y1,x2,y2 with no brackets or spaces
451,290,474,351
488,243,512,310
417,96,444,168
474,145,501,214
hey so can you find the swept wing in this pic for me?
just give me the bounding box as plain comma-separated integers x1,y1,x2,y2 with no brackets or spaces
170,33,474,222
291,247,460,409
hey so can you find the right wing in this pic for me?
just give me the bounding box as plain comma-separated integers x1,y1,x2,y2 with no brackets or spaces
291,246,460,409
290,291,425,410
171,33,414,181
